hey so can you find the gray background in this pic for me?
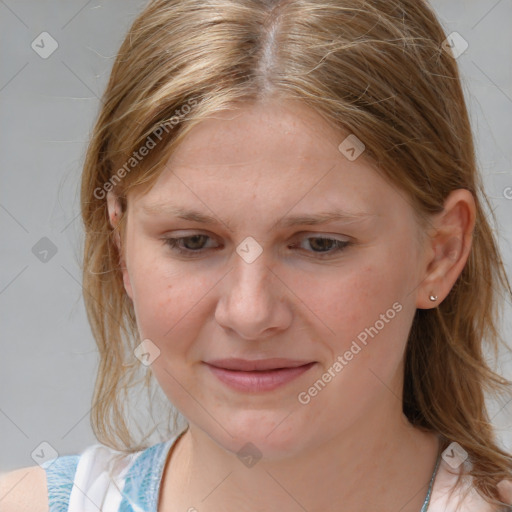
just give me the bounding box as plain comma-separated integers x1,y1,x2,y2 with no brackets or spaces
1,0,511,471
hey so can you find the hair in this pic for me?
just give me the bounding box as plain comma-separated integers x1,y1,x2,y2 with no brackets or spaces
79,0,512,507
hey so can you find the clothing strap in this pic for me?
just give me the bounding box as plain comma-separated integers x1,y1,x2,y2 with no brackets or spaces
420,444,443,512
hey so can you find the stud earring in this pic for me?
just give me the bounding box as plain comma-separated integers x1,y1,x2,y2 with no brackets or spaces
429,294,438,302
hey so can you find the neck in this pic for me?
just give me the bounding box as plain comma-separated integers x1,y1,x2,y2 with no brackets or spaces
161,412,440,512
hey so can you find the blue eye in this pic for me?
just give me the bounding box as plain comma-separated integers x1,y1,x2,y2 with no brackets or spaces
163,234,350,258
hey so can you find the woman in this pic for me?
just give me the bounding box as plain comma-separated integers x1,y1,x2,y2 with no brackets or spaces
2,0,512,510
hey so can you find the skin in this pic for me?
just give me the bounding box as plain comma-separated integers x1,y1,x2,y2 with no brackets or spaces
107,98,476,511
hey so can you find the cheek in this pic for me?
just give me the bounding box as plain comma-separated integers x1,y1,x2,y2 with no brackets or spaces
294,261,406,344
128,257,207,401
295,265,411,430
292,258,415,412
127,250,204,343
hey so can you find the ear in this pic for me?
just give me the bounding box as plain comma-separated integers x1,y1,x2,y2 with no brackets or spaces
415,189,476,309
106,190,133,300
106,190,122,247
497,479,512,505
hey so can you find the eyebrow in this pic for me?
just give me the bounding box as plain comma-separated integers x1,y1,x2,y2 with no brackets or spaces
140,204,377,229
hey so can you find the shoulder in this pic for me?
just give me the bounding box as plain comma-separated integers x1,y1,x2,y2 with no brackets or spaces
428,458,504,512
0,433,182,512
0,465,48,512
0,444,140,512
60,439,175,512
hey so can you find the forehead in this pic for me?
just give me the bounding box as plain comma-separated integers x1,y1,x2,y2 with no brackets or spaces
165,99,345,170
131,100,412,227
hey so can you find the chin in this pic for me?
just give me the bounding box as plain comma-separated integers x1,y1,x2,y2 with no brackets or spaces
207,411,310,461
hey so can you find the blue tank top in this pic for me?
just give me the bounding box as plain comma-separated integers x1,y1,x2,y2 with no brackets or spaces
44,431,441,511
44,433,180,511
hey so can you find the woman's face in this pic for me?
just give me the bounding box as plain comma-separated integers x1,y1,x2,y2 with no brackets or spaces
115,100,430,459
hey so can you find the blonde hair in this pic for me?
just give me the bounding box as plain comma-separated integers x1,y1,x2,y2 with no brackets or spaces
80,0,512,506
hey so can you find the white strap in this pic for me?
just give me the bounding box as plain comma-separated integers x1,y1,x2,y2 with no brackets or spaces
67,444,141,512
428,459,494,511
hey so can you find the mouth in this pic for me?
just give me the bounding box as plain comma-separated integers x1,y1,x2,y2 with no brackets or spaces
205,358,316,372
203,358,316,392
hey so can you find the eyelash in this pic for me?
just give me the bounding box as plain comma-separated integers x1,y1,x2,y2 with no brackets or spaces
162,234,351,258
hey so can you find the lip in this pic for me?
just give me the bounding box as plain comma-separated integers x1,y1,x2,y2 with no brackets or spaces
205,357,315,371
204,359,316,392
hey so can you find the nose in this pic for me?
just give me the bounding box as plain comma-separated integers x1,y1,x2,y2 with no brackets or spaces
214,249,293,340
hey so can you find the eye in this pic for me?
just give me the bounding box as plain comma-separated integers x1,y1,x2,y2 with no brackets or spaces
290,236,351,257
162,233,351,259
163,234,218,256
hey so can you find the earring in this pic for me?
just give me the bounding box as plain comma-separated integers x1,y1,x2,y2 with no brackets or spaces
429,294,438,302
